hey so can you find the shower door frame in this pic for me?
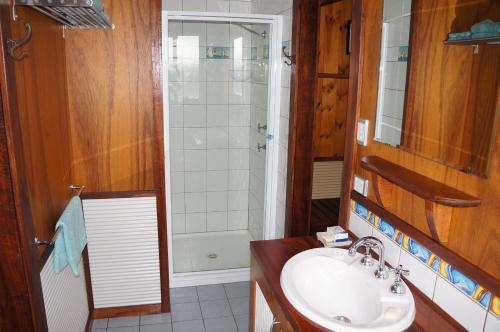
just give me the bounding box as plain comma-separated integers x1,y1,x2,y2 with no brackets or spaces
162,11,283,287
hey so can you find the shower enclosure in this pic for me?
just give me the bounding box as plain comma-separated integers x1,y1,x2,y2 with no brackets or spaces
162,12,283,287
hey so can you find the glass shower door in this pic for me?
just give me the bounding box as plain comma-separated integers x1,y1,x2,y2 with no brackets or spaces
166,18,274,275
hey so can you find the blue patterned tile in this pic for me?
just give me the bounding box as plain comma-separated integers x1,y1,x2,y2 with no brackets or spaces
377,219,396,239
406,238,433,265
354,203,370,220
478,291,492,309
430,256,441,272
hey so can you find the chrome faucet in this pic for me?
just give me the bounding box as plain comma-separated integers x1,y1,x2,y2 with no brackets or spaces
389,265,410,295
348,236,389,279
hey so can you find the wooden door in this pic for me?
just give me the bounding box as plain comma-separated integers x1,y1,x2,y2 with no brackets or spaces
313,0,352,160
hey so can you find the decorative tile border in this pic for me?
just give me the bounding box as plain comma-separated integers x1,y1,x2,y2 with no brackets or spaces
491,296,500,319
351,200,495,313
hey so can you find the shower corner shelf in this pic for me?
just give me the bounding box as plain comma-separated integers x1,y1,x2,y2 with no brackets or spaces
14,0,114,30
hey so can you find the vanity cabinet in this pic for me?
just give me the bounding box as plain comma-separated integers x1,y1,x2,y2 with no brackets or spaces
251,256,294,332
249,237,465,332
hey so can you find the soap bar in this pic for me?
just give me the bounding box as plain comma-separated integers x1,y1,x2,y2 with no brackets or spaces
316,232,352,248
327,226,349,242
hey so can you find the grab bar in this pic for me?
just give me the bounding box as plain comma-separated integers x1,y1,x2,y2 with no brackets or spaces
34,184,85,247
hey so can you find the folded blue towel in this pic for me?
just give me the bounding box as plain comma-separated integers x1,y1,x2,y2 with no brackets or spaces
53,197,87,276
447,20,500,41
448,31,472,40
470,19,500,34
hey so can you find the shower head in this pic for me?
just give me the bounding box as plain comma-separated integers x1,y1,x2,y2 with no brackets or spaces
234,23,267,39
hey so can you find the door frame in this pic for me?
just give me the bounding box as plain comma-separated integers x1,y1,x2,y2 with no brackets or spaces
285,0,320,236
285,0,359,236
162,11,283,287
0,4,49,331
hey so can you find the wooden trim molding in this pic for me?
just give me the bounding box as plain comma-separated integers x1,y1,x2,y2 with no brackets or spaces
285,0,320,237
80,190,157,200
351,191,500,297
150,0,171,313
84,312,92,332
338,0,362,230
92,304,161,320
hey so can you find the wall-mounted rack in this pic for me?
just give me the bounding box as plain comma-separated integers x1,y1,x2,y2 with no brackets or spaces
13,0,114,29
444,35,500,46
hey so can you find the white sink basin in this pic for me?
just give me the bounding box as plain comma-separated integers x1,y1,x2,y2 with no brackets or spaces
280,248,415,332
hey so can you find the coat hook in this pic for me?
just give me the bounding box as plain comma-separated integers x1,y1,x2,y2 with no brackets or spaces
282,46,294,66
7,22,32,61
12,3,18,21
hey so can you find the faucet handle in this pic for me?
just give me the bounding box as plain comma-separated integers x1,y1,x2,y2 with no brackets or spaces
389,265,410,295
390,265,410,279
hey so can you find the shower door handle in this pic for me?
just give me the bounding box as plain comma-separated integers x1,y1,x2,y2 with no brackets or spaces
258,123,267,133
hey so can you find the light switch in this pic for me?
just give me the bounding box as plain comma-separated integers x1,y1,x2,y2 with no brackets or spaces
353,175,369,197
357,119,369,146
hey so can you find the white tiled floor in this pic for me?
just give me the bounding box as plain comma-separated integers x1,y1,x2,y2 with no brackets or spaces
91,282,250,332
173,230,253,273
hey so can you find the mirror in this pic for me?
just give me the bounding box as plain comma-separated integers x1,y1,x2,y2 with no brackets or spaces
374,0,412,147
374,0,500,177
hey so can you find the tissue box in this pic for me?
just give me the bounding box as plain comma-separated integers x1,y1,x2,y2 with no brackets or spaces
327,226,349,242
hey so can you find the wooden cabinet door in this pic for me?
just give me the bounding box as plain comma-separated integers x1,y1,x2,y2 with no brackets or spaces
314,78,349,159
317,0,352,76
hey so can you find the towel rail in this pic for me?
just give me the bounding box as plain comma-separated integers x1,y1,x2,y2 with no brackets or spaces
34,185,86,247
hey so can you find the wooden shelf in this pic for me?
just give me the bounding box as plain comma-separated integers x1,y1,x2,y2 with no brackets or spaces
360,156,480,243
444,36,500,45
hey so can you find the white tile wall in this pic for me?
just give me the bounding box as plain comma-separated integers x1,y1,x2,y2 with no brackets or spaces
433,277,488,332
349,211,373,238
373,229,400,267
168,22,252,236
484,313,500,332
399,250,436,299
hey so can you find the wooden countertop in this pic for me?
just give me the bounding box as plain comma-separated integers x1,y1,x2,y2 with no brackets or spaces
250,236,465,332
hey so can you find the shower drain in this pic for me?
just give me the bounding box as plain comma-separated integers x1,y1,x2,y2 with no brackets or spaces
207,253,218,259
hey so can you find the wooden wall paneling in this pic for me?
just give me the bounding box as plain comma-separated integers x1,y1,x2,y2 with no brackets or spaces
285,0,320,236
0,5,48,331
313,78,349,158
8,7,74,256
66,0,170,312
352,0,500,276
402,0,500,176
65,0,155,193
317,0,352,76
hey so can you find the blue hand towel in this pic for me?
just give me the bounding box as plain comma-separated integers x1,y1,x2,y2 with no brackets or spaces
53,197,87,276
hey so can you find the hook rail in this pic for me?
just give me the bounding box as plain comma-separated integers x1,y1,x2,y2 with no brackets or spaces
282,45,294,66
